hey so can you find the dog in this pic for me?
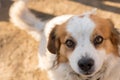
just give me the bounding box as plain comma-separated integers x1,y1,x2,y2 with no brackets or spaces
9,1,120,80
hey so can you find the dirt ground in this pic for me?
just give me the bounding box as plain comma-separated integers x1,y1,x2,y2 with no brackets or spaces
0,0,120,80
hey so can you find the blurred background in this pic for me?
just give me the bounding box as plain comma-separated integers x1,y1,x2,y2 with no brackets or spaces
0,0,120,80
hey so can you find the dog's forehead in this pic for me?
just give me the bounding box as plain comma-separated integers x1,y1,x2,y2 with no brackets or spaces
66,15,95,39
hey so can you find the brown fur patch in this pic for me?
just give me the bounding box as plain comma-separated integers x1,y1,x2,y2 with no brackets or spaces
47,22,71,64
56,23,78,63
55,23,69,63
90,15,120,56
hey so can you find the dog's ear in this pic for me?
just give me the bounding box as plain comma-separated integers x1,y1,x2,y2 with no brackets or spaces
47,26,60,54
111,28,120,56
108,19,120,55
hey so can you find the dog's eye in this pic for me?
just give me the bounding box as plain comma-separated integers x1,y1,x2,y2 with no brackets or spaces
65,39,75,48
93,35,103,46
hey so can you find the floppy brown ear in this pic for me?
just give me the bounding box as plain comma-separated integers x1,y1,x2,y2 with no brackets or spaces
108,19,120,55
111,28,120,56
108,19,120,45
111,28,120,45
47,26,60,54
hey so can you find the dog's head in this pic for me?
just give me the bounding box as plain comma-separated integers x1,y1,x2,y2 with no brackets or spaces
47,14,120,77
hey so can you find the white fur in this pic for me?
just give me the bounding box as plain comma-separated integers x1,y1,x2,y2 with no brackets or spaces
9,0,45,41
9,1,120,80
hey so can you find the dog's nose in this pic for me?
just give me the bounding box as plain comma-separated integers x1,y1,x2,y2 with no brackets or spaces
78,58,94,72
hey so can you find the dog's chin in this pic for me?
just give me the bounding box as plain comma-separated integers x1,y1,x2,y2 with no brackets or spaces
73,70,97,78
70,71,95,79
81,72,96,77
78,72,95,78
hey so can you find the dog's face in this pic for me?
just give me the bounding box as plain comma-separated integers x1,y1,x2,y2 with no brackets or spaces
47,14,120,77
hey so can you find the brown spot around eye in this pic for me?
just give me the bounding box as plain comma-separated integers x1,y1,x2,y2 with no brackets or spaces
90,15,119,56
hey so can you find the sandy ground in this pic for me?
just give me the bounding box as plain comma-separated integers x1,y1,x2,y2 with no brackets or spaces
0,0,120,80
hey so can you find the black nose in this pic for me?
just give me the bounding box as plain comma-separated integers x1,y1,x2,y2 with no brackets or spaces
78,58,94,72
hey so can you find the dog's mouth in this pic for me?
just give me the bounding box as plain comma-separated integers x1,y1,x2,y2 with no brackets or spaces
69,71,94,80
70,70,94,78
70,71,100,80
70,64,106,80
82,71,94,76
